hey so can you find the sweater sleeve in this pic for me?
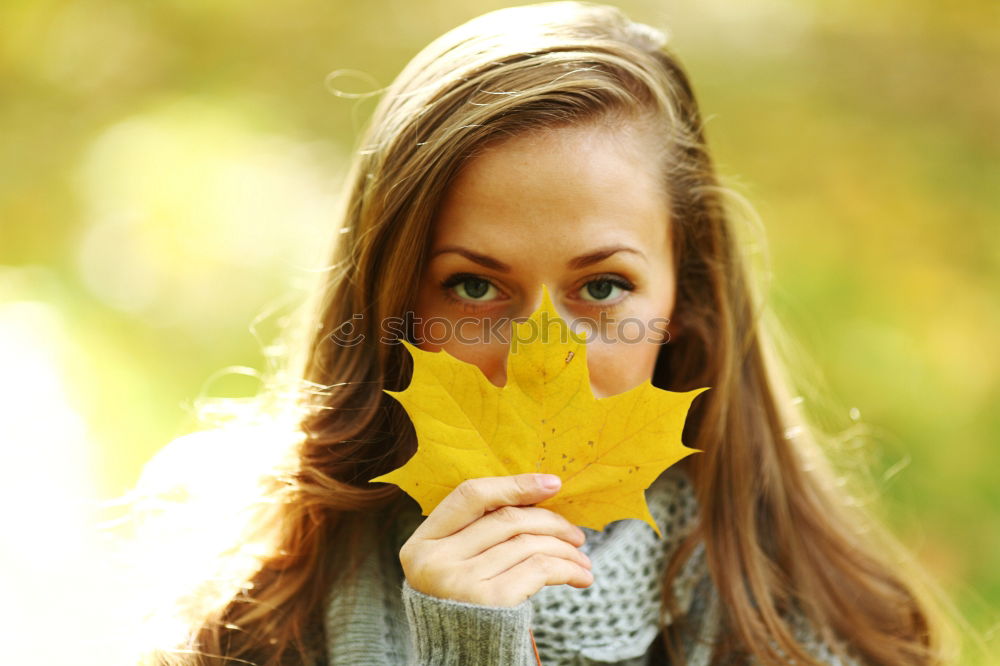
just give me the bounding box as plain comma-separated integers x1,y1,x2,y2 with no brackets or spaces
402,579,536,666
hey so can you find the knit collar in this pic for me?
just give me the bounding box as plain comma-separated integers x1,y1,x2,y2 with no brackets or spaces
527,467,705,664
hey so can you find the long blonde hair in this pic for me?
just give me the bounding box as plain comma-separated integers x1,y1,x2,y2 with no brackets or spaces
138,2,955,664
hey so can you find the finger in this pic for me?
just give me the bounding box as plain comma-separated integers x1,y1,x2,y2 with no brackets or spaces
415,473,562,539
485,553,594,606
468,533,591,580
450,505,585,559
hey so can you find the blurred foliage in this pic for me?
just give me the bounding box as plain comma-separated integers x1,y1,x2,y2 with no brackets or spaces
0,0,997,663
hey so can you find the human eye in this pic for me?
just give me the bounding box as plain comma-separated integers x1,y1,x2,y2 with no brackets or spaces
440,272,501,307
577,275,635,305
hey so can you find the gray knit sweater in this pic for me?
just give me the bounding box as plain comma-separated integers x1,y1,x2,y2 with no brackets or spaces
323,467,862,665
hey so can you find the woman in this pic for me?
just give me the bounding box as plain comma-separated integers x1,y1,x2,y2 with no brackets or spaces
138,3,952,664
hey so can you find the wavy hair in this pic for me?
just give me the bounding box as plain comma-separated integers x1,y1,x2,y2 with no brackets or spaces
137,2,955,664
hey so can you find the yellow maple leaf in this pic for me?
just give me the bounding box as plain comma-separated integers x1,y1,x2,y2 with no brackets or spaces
371,285,708,536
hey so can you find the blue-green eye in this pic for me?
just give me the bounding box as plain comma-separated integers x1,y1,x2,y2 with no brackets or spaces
441,274,498,301
580,277,633,302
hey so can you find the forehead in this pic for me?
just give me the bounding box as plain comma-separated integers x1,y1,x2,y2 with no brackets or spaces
432,123,670,255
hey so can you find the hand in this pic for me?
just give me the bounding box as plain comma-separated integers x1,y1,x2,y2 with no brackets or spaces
399,473,593,607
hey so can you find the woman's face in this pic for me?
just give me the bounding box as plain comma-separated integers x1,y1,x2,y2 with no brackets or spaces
413,122,676,399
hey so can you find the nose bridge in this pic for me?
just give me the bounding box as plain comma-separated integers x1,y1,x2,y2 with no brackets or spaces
493,282,579,388
523,285,543,319
518,281,567,320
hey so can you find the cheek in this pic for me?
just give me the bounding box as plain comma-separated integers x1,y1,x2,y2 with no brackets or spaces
586,339,662,398
413,285,512,387
450,341,509,388
415,319,510,388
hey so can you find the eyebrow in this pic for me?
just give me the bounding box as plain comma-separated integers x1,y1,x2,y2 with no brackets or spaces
429,244,646,272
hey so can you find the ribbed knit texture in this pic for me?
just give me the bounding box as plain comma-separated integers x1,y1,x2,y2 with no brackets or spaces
403,581,534,665
323,466,865,665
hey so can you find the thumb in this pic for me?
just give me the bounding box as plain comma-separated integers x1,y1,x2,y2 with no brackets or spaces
510,472,562,504
419,473,562,538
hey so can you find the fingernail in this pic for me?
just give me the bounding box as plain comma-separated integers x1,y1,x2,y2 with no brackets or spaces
538,474,561,490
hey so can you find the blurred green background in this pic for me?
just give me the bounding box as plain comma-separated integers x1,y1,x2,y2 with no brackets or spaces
1,0,996,663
